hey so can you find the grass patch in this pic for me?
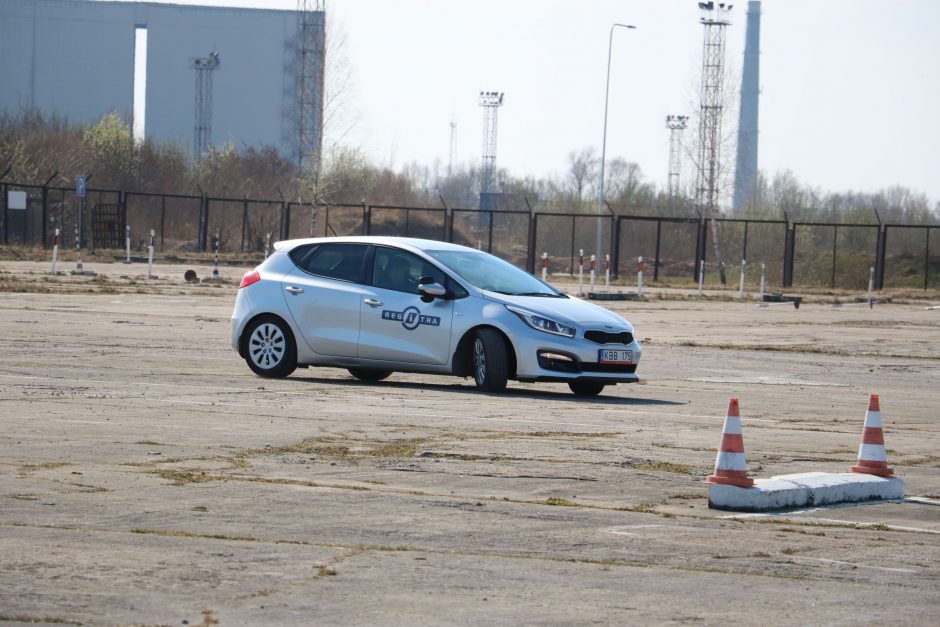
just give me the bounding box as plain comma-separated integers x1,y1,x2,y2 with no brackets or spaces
316,566,338,577
545,497,577,506
255,435,431,461
17,462,70,477
624,460,697,474
894,455,940,467
131,528,261,543
151,468,218,485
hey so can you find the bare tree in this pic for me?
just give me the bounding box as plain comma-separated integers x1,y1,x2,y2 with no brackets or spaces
566,147,598,204
297,9,364,228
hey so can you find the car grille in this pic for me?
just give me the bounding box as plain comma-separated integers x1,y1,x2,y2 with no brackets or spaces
584,330,634,345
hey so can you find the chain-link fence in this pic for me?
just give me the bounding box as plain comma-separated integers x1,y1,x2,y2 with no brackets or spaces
2,180,937,290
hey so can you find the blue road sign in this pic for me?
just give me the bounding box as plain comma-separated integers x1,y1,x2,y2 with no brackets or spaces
76,175,86,198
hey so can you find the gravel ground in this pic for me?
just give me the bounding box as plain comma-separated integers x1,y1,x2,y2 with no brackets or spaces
1,259,938,626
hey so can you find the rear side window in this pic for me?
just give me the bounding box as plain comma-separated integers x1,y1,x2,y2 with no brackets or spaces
290,243,368,283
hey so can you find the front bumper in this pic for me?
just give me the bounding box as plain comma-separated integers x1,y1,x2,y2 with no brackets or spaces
510,331,641,385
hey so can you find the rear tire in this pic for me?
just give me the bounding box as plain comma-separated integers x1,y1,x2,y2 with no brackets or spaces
472,328,509,392
243,315,297,378
568,381,605,397
348,368,393,382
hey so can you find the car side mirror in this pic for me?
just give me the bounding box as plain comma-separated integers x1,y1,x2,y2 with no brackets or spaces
418,280,447,302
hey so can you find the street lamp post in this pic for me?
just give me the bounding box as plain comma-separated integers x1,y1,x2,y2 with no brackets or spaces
595,23,637,282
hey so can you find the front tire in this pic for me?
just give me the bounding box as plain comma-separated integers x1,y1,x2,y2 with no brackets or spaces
348,368,393,382
568,381,605,397
244,315,297,378
472,328,509,392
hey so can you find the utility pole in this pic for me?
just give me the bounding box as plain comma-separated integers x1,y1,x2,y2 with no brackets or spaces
448,120,457,176
666,114,688,198
189,51,220,161
695,1,733,284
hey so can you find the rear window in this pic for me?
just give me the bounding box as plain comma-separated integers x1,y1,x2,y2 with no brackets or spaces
290,243,368,283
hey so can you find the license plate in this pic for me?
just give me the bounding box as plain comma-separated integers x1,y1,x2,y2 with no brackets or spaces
598,349,633,364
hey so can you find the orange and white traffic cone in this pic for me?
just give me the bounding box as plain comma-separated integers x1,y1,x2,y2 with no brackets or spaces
850,394,894,477
706,398,754,487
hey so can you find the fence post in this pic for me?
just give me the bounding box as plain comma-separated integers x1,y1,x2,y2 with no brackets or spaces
831,225,838,289
241,197,248,252
783,222,795,288
569,216,576,276
158,195,166,252
653,219,662,282
611,216,621,278
362,203,370,235
526,213,537,274
198,193,209,252
1,182,7,245
280,201,290,241
487,210,494,253
41,185,49,249
874,224,887,290
925,228,932,291
694,216,708,282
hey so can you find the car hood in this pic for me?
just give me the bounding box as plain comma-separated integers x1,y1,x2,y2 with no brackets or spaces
482,291,633,330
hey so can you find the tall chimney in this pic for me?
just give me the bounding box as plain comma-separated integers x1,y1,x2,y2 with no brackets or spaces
732,1,761,213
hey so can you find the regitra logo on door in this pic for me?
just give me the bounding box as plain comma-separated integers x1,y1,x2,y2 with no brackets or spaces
382,306,441,331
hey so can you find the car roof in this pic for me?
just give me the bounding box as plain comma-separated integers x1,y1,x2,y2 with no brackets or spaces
274,236,479,255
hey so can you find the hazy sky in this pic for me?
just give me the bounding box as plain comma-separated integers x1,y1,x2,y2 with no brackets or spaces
106,0,940,203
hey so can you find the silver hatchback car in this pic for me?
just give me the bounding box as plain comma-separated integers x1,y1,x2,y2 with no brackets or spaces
231,236,641,396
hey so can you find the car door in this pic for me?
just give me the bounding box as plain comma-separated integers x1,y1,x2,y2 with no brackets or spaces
358,247,455,365
281,243,368,357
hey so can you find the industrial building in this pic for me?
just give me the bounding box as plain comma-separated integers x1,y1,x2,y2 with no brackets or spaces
0,0,324,162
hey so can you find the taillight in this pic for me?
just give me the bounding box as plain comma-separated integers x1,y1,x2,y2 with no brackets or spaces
239,270,261,289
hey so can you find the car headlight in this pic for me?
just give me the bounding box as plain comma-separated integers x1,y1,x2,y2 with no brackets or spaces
506,305,576,338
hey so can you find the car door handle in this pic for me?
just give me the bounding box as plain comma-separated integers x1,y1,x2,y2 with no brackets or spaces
363,298,384,308
285,286,304,295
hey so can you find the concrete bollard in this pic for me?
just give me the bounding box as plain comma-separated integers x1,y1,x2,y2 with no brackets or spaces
541,252,548,283
50,228,60,275
698,259,705,296
71,221,85,275
578,249,584,297
266,232,273,258
738,259,746,299
124,225,132,264
637,256,644,297
867,266,875,307
146,229,156,279
589,254,596,293
604,254,610,293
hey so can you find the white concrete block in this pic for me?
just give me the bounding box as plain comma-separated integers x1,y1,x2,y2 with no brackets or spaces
708,472,905,512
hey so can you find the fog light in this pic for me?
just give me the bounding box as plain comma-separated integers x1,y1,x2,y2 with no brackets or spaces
540,352,573,362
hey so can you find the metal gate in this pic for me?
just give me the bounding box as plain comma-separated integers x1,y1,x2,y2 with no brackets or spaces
91,203,125,249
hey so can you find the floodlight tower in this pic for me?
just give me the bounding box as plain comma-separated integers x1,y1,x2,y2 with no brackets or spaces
695,1,733,284
665,114,689,197
190,51,220,160
296,0,325,171
479,91,504,194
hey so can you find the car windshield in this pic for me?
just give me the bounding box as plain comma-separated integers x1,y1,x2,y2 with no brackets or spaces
426,249,564,297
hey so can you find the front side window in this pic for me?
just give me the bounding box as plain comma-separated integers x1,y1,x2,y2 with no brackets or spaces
426,249,564,297
292,243,368,283
372,247,447,295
